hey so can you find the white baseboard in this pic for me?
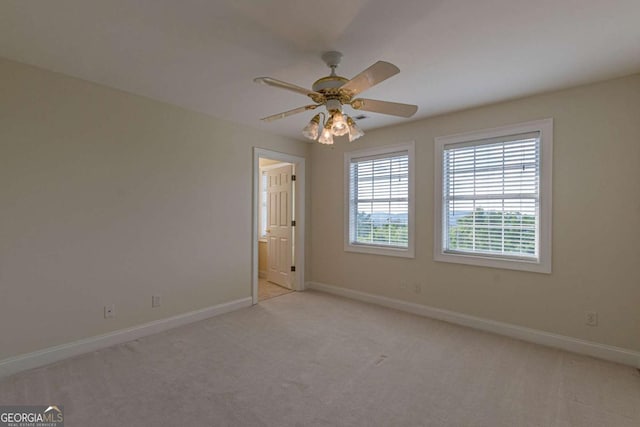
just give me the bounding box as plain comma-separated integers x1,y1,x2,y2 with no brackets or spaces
306,281,640,368
0,297,252,379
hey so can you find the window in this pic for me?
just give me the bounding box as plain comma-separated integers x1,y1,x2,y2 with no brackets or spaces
345,142,415,258
434,119,552,273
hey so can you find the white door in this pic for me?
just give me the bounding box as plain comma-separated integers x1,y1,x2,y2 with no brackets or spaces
266,164,294,289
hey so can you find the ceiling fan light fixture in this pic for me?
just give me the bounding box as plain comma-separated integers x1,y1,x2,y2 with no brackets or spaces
302,114,321,140
347,117,365,142
255,52,417,146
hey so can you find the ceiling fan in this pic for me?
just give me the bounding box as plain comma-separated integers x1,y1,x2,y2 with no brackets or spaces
254,51,418,144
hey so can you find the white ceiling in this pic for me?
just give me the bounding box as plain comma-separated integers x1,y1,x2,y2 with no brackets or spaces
2,0,639,140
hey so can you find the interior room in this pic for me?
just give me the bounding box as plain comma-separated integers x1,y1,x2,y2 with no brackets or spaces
1,1,639,426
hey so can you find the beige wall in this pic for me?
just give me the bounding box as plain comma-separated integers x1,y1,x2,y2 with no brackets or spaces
310,74,640,352
0,59,309,360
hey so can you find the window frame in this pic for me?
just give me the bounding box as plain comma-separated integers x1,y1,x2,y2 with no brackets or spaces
344,141,415,258
434,119,552,273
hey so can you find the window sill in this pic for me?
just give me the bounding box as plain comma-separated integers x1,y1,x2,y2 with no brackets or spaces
345,243,415,259
434,251,550,273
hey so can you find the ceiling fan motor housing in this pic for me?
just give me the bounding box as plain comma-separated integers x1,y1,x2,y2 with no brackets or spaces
312,50,351,102
312,75,348,92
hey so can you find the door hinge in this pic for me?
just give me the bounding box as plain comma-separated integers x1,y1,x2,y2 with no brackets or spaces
291,174,296,181
291,220,296,227
290,266,296,272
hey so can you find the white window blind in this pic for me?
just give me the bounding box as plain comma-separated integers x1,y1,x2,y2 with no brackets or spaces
349,151,409,248
442,131,540,260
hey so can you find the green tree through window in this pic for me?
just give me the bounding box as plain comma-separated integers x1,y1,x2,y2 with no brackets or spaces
448,208,535,256
356,211,408,247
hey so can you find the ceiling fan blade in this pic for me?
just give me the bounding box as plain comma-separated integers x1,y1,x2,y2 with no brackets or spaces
260,104,318,122
254,77,323,101
340,61,400,97
351,98,418,118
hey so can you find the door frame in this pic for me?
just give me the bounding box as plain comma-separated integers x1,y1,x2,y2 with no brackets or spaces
252,148,306,305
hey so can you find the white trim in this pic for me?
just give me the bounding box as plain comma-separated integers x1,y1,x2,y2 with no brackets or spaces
434,119,553,273
343,141,415,258
253,148,306,305
0,297,252,379
306,281,640,368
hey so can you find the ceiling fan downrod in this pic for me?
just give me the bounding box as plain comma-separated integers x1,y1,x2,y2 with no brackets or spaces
321,51,343,76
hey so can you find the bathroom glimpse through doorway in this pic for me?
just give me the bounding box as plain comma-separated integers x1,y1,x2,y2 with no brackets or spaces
252,149,305,304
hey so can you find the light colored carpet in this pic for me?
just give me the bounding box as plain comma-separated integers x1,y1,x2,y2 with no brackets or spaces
258,278,293,301
1,290,639,426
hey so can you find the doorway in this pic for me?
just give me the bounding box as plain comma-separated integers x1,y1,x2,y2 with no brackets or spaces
252,148,306,304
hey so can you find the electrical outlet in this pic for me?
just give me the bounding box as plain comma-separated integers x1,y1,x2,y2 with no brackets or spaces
104,304,115,319
586,312,598,326
414,282,422,294
152,295,161,308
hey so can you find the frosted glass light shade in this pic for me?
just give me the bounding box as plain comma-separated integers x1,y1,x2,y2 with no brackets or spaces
302,114,320,140
331,111,349,136
318,127,334,144
347,117,365,142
